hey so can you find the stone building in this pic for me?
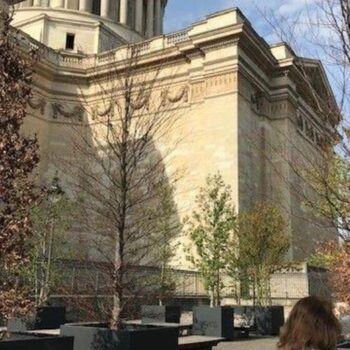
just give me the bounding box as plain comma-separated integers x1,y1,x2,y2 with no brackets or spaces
9,1,337,302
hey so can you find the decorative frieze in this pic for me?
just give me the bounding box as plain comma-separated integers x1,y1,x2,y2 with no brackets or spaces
271,102,289,114
28,96,47,115
296,111,326,148
92,102,114,120
191,81,205,102
205,72,236,96
161,86,189,106
52,103,84,121
130,95,150,110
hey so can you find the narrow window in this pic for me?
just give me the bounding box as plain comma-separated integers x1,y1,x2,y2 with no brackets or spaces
92,0,101,16
65,33,75,50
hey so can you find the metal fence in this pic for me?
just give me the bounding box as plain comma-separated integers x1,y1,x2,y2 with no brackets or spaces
53,260,330,302
54,260,208,299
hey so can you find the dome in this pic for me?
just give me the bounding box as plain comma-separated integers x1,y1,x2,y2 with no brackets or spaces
13,0,168,53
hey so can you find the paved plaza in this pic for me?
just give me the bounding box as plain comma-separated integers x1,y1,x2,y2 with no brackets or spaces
215,337,278,350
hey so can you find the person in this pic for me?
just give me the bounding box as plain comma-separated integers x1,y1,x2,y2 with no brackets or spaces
278,296,341,350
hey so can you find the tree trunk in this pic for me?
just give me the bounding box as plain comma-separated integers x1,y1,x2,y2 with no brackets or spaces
215,271,221,306
210,289,214,307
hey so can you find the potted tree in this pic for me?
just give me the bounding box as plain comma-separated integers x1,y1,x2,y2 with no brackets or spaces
59,44,182,350
185,173,236,339
228,202,290,336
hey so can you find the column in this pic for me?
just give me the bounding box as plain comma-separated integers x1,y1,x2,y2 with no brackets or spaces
135,0,143,33
154,0,161,35
119,0,127,24
33,0,41,6
146,0,154,37
100,0,109,17
79,0,92,12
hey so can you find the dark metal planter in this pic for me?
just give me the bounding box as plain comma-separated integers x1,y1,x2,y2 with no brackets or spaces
192,306,234,339
61,322,179,350
241,305,284,336
35,306,66,329
7,306,66,332
0,334,73,350
254,306,284,336
141,305,181,324
6,319,28,333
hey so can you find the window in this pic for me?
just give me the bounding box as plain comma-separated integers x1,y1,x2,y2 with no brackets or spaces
65,33,75,50
127,0,135,27
92,0,101,16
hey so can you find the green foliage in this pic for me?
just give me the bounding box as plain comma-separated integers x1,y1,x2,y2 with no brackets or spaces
185,172,236,306
307,240,341,268
29,177,75,306
304,154,350,238
228,202,290,306
146,182,181,305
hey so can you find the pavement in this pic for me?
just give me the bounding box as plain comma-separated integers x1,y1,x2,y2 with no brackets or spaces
215,337,278,350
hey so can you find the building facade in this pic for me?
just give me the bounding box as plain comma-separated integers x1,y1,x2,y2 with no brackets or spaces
11,2,337,278
13,0,166,53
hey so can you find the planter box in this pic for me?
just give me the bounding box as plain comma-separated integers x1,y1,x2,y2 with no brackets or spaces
0,333,73,350
338,342,350,349
35,306,66,329
7,318,29,332
192,306,234,339
232,306,254,328
7,306,66,332
240,305,284,336
60,323,179,350
254,306,284,336
230,305,284,336
141,305,181,324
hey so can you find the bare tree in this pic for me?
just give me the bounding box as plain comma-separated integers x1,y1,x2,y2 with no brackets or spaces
60,45,184,328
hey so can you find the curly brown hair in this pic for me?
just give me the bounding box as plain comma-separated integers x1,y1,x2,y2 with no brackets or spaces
278,296,341,350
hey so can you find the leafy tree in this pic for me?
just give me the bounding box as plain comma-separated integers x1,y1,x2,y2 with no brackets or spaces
0,10,39,321
186,172,236,307
307,240,342,269
308,240,350,310
229,202,290,306
30,173,74,307
148,183,182,306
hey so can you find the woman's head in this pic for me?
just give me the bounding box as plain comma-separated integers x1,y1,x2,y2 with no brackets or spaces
278,296,341,350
